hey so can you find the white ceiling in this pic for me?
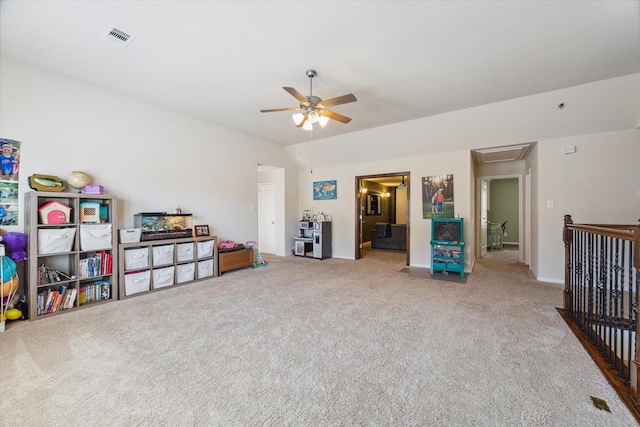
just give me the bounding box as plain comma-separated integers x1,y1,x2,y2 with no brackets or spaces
1,1,638,147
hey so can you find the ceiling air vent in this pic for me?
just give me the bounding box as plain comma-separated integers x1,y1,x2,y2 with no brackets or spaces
104,27,135,46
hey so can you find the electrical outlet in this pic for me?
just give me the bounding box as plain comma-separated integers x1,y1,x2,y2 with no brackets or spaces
503,231,508,237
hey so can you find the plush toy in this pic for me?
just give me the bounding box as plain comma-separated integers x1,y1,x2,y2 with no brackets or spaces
0,231,28,262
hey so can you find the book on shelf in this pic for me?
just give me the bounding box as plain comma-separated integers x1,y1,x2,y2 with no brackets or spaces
79,280,111,305
78,251,113,278
37,285,78,315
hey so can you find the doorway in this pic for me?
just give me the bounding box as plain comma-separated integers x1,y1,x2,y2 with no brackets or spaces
258,182,276,255
258,165,285,256
476,175,526,264
354,172,410,265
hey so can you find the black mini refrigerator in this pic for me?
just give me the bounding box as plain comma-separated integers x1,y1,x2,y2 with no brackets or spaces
312,221,332,259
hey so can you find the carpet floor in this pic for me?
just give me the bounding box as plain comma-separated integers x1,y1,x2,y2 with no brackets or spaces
0,249,636,426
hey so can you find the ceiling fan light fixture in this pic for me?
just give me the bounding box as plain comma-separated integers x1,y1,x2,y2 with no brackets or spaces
292,113,305,125
318,115,329,127
261,69,357,131
307,110,319,123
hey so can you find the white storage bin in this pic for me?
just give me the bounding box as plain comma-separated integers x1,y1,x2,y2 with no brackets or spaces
198,259,214,279
152,244,175,266
176,242,195,262
124,247,149,270
176,263,195,283
124,270,150,295
80,224,113,251
197,240,215,258
119,228,141,243
38,228,76,254
152,266,175,289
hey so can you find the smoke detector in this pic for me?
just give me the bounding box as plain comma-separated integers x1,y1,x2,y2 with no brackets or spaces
104,27,135,46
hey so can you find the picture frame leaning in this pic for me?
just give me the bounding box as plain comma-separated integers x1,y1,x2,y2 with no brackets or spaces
194,225,210,237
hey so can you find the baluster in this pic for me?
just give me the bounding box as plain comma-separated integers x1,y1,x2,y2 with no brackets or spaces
631,219,640,401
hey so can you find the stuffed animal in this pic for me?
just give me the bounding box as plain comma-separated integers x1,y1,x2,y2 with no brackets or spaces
0,231,28,262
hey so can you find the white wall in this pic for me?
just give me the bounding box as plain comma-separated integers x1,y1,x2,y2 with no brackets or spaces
535,129,640,282
3,57,638,283
0,58,299,249
297,150,473,271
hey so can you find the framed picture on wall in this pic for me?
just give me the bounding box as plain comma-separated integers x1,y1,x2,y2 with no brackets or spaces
422,174,454,219
313,180,337,200
366,194,381,215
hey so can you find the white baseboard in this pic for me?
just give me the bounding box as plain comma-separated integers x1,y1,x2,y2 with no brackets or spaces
535,277,564,285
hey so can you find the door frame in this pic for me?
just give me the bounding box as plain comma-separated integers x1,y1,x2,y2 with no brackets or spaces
475,174,527,264
354,172,410,265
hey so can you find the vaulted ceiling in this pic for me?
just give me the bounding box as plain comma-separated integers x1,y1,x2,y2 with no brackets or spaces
1,1,638,146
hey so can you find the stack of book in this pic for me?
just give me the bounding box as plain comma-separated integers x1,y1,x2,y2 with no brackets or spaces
78,251,112,278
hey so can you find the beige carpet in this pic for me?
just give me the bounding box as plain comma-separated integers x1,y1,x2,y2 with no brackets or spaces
0,249,636,426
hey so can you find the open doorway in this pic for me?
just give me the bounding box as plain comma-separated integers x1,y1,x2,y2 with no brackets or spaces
476,175,525,264
355,172,410,265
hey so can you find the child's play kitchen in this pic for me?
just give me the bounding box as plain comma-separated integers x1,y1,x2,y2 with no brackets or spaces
293,211,332,259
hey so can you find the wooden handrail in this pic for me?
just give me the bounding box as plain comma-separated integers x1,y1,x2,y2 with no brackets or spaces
566,223,635,240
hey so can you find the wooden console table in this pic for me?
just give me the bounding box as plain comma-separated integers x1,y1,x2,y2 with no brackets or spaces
219,248,254,274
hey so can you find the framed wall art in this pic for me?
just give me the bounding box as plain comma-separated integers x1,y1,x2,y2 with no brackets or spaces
422,174,454,219
313,180,337,200
0,138,21,226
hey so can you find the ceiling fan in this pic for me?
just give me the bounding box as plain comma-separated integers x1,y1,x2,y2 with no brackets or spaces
260,69,357,130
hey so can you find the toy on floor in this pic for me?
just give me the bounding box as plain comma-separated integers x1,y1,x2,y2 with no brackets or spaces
245,241,267,268
0,230,28,262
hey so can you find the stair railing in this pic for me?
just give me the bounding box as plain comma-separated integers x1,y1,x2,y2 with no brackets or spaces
563,215,640,401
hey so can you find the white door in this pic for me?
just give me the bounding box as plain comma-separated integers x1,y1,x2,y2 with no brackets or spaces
258,182,276,254
480,179,488,257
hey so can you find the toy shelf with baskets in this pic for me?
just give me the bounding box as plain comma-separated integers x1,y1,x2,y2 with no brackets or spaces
118,236,218,299
25,191,118,320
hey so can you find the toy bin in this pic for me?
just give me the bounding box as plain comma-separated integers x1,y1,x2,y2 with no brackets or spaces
152,266,175,289
152,244,175,266
119,228,141,244
176,263,196,283
124,270,150,296
124,247,149,270
79,224,112,251
37,228,76,254
176,242,195,262
197,240,215,258
197,259,214,279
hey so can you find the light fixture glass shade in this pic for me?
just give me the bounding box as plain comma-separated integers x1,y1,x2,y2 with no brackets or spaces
292,113,304,125
318,115,329,127
361,188,367,193
307,110,319,123
302,120,313,131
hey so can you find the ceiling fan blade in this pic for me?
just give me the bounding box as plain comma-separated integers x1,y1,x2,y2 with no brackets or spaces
297,113,309,128
260,107,301,113
319,93,357,108
318,109,352,124
283,87,310,106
